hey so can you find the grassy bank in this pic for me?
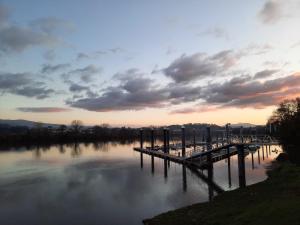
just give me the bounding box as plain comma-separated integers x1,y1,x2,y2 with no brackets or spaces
144,162,300,225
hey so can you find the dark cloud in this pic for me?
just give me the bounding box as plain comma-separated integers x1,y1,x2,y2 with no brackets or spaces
67,69,169,111
17,107,71,113
0,72,55,99
67,66,300,112
69,83,90,92
41,63,70,74
0,25,59,53
14,86,55,99
201,73,300,108
253,69,279,79
163,50,238,83
258,1,282,24
64,65,101,83
0,5,70,54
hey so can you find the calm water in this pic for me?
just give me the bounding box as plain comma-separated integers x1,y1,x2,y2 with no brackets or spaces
0,142,281,225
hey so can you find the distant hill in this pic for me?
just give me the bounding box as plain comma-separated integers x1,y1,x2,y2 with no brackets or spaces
230,123,259,128
0,119,61,128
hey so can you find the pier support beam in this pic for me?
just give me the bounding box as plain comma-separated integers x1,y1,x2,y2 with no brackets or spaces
164,159,168,179
193,128,196,151
237,144,246,188
240,126,243,143
163,128,167,153
140,152,143,169
181,126,186,157
166,129,170,153
151,128,154,150
140,128,143,149
206,126,212,151
225,123,230,144
182,165,187,192
151,155,154,174
227,147,232,188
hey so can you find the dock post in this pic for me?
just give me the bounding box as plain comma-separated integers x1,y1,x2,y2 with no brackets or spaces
166,128,170,153
140,128,143,149
206,126,212,151
258,148,261,164
227,146,232,188
182,165,187,192
240,126,243,143
164,159,168,179
163,128,167,153
193,128,196,151
151,155,154,174
181,126,186,157
208,160,214,201
151,128,154,150
237,144,246,188
251,152,254,169
225,123,229,144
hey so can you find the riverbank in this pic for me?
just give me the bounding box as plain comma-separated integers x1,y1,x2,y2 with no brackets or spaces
144,161,300,225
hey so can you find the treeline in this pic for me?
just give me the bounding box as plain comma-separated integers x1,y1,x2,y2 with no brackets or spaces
0,119,267,148
0,121,140,147
268,97,300,145
268,97,300,163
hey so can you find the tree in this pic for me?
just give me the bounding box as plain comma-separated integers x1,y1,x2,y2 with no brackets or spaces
268,97,300,145
71,120,83,134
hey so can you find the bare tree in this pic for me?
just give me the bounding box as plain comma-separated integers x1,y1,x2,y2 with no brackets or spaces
71,120,83,134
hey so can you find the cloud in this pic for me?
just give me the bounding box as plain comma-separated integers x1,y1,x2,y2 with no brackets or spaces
14,86,55,99
198,27,229,39
258,0,283,24
30,17,74,35
253,69,279,79
64,65,101,83
66,65,300,113
0,25,59,53
201,73,300,108
0,5,70,54
43,49,56,61
0,72,55,99
41,63,70,74
67,69,169,111
0,4,10,26
69,83,90,92
163,50,238,83
17,107,71,113
76,48,122,61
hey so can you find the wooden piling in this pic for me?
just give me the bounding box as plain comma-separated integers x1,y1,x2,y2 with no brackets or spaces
163,128,167,153
237,144,246,188
140,128,143,149
181,126,186,157
151,128,154,150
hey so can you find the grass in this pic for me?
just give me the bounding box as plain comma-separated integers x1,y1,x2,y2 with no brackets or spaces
144,162,300,225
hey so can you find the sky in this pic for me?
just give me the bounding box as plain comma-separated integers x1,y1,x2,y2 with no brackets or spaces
0,0,300,127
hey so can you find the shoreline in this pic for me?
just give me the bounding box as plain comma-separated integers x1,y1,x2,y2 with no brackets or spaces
143,160,300,225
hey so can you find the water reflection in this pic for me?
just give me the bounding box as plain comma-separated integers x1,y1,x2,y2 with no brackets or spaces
0,142,281,225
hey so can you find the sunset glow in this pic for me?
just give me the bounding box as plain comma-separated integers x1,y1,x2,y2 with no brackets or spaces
1,0,300,126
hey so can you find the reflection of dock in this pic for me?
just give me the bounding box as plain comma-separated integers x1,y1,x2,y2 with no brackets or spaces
134,125,280,199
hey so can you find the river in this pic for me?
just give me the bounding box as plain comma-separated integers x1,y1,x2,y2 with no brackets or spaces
0,142,281,225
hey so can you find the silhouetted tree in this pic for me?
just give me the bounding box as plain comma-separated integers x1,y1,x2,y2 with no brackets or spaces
268,98,300,145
